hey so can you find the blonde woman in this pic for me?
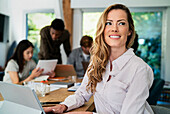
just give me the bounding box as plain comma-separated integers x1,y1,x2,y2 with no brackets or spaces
44,4,154,114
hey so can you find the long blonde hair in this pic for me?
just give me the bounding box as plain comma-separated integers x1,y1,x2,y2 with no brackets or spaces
86,4,136,93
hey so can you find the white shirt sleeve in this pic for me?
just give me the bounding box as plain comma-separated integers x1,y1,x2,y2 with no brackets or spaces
61,73,93,111
120,65,154,114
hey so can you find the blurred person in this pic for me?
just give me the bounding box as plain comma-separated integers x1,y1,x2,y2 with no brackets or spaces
3,40,55,84
38,18,71,64
67,35,93,77
44,4,154,114
131,32,139,53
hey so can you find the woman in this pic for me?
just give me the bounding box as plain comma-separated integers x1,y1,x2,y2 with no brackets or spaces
3,40,55,83
44,4,154,114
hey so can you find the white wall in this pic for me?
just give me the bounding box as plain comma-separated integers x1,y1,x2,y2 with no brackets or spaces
163,7,170,82
0,0,10,67
71,0,170,81
0,0,10,16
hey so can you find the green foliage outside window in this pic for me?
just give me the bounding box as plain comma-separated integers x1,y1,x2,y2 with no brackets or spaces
132,12,162,79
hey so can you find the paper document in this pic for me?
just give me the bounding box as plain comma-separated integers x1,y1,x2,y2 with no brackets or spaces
33,75,49,81
36,59,58,75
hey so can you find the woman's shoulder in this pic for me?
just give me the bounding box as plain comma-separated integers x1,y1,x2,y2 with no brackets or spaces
7,59,18,66
131,55,152,71
5,59,19,71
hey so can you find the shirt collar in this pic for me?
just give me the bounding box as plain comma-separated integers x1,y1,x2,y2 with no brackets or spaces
112,48,135,71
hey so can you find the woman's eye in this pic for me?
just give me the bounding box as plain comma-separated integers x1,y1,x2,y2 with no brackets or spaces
118,22,125,25
105,22,112,26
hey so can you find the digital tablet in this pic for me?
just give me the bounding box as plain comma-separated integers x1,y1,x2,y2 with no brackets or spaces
36,59,58,75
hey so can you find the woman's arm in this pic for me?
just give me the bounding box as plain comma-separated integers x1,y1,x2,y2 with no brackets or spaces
9,67,44,83
120,65,154,114
8,71,20,84
44,72,93,113
22,67,44,82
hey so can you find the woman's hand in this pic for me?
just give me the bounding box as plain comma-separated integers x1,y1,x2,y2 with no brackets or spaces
43,104,67,113
46,70,55,78
30,67,44,79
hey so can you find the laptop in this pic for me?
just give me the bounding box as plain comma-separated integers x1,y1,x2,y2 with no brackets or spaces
0,81,45,114
54,64,77,77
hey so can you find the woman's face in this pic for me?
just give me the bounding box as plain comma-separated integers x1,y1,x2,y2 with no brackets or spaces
104,9,131,50
23,46,33,61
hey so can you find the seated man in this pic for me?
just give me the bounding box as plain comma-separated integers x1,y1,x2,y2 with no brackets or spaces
38,18,71,64
67,35,93,77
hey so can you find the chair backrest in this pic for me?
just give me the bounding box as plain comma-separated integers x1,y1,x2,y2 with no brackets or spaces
0,41,16,81
0,72,4,81
6,40,17,61
151,105,170,114
147,78,165,105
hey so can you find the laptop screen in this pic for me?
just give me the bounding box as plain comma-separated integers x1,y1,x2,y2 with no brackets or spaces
0,82,45,114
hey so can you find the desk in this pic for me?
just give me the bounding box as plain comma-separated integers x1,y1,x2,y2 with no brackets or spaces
39,88,94,112
0,80,95,112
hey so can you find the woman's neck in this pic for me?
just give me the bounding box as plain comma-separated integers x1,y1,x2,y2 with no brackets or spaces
109,47,127,62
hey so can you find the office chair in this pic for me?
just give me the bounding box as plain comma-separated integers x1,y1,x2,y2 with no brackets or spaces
0,41,16,81
147,78,165,105
151,105,170,114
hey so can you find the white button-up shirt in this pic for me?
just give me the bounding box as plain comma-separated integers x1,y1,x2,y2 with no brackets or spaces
62,48,154,114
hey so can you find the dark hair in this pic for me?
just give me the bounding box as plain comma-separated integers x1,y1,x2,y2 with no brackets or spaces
10,40,34,72
50,18,65,31
131,32,139,53
80,35,93,48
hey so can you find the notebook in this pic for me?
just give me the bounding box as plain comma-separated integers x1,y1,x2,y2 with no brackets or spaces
51,81,74,88
54,64,77,77
0,82,45,114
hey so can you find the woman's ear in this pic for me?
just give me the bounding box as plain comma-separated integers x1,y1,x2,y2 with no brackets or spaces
128,30,132,36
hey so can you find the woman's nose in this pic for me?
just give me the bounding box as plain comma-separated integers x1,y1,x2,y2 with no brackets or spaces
111,24,118,32
30,53,33,57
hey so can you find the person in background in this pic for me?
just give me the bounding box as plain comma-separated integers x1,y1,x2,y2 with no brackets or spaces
131,32,139,53
44,4,154,114
67,35,93,77
38,18,71,64
3,40,55,84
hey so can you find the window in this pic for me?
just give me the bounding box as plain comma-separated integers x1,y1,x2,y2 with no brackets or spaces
132,12,162,79
26,13,55,63
83,12,101,38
